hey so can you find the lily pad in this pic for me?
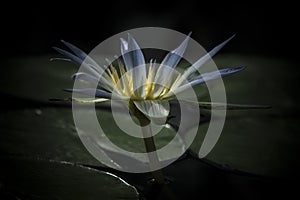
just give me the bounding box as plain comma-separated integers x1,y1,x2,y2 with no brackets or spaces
0,108,100,166
0,156,139,200
1,54,299,181
0,55,76,102
190,54,300,179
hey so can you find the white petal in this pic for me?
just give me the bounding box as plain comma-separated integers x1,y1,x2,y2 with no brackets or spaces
188,66,246,87
61,40,87,59
120,38,132,72
61,40,107,73
151,66,180,99
64,88,128,100
127,34,145,68
64,88,112,99
53,46,114,91
134,100,170,124
72,98,109,103
194,101,271,110
159,32,191,69
127,34,146,98
170,66,245,97
153,33,191,95
176,35,235,87
50,57,71,62
71,72,99,84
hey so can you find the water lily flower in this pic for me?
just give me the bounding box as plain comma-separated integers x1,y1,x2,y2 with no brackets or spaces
52,33,270,184
52,33,263,123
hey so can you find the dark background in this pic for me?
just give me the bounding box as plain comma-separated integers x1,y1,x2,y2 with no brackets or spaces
1,2,298,59
0,1,299,199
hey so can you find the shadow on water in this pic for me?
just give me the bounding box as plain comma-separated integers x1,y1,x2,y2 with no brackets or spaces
85,150,298,200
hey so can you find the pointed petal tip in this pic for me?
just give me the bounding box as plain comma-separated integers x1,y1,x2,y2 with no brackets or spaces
105,58,111,65
226,66,246,74
127,32,132,39
197,101,271,110
49,98,72,102
126,33,135,44
70,72,84,80
60,39,70,46
235,66,246,71
227,103,272,110
63,88,73,93
170,31,192,56
50,57,72,62
120,38,128,51
60,40,71,47
127,33,140,50
227,34,236,42
52,47,65,53
215,34,236,49
52,47,62,53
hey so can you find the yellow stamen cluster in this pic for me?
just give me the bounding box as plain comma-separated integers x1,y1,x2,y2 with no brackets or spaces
106,61,181,100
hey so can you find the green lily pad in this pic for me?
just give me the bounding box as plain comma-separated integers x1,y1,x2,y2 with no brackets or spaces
0,106,187,172
0,156,139,200
0,108,100,166
0,55,76,101
190,54,300,179
0,54,299,181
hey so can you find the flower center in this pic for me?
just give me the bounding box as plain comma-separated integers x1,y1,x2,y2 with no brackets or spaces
106,62,181,100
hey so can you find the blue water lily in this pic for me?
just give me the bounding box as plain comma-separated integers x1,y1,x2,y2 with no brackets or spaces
52,33,266,120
